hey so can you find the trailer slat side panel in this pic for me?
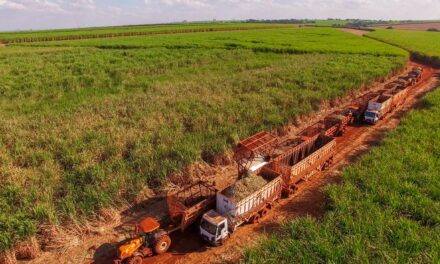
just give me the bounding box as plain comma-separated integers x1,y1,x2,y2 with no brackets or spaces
168,182,217,231
290,139,335,182
216,174,282,230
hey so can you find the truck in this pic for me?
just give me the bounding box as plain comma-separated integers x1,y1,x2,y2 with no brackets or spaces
347,90,384,122
398,76,416,87
200,166,282,245
199,134,336,245
409,67,423,82
364,94,393,124
395,77,412,88
385,81,402,90
364,85,408,124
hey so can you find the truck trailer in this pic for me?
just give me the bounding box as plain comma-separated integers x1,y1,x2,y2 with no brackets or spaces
364,94,393,124
199,134,336,245
272,134,336,196
200,166,282,245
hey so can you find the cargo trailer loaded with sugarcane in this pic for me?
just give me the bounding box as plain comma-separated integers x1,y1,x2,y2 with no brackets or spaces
364,84,409,124
113,65,425,262
199,133,336,245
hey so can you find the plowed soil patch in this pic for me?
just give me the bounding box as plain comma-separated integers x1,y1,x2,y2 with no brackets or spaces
375,22,440,31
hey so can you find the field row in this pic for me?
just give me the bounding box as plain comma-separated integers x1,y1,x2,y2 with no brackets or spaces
19,28,407,57
367,29,440,67
0,23,287,43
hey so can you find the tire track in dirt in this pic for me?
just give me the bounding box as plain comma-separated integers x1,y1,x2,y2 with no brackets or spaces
338,28,370,36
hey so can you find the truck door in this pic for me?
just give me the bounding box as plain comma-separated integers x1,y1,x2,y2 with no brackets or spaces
217,222,228,241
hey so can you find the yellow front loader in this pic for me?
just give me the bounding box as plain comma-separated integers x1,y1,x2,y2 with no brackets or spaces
114,218,171,264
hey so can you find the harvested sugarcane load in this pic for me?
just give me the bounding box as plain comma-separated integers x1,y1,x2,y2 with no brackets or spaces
223,172,269,201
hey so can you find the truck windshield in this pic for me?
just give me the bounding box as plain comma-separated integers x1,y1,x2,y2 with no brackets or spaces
200,219,217,235
365,112,376,119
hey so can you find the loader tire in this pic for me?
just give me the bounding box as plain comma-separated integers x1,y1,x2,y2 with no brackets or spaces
128,256,143,264
154,235,171,255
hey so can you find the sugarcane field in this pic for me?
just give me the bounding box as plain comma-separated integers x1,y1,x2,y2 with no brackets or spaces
0,2,439,264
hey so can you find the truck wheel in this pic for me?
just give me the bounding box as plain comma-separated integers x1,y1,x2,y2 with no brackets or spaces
250,214,260,224
128,256,143,264
154,235,171,255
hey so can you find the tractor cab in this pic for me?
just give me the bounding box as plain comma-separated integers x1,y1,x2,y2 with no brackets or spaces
137,217,159,236
135,217,161,247
200,210,229,246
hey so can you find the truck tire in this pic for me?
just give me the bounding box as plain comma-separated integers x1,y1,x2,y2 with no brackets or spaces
128,256,143,264
250,214,260,224
154,235,171,255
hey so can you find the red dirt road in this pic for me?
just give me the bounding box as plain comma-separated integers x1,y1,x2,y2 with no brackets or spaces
339,28,370,36
23,63,439,264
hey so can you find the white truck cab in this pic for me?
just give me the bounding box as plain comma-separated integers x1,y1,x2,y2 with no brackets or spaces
364,110,379,124
200,210,229,246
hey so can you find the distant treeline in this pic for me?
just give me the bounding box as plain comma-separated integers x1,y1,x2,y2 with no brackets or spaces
246,19,315,24
245,19,439,28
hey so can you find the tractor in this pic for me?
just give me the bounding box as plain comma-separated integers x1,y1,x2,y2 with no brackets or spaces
114,217,171,264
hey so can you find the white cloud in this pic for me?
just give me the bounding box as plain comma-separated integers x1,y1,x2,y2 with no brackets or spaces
68,0,96,10
145,0,208,8
0,0,26,9
0,0,96,12
1,0,440,31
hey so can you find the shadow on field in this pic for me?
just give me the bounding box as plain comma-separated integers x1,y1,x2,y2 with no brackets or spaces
92,243,116,264
91,194,210,264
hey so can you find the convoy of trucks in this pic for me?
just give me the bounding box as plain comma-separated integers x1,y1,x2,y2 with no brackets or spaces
364,67,421,124
114,66,424,263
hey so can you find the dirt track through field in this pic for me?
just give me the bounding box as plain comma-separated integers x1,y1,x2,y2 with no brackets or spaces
22,62,439,264
339,28,370,36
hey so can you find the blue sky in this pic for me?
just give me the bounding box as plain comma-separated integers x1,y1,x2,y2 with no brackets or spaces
0,0,439,31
